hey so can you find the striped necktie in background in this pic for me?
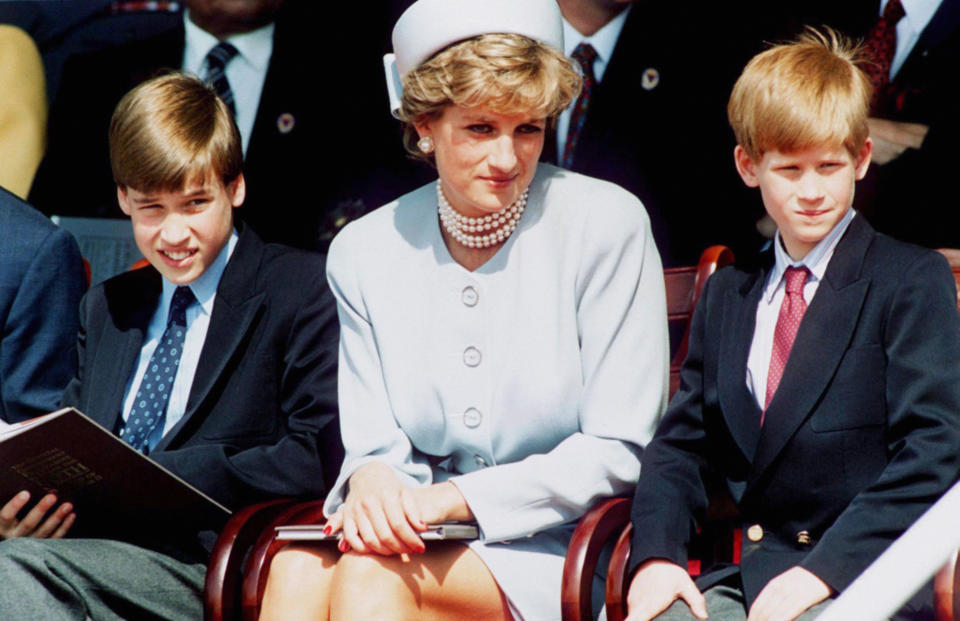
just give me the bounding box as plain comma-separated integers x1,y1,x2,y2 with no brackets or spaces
562,42,598,169
204,41,239,115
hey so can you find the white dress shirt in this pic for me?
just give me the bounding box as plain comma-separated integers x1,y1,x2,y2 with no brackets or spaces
121,230,238,448
746,209,856,408
883,0,942,78
556,6,632,156
182,13,274,155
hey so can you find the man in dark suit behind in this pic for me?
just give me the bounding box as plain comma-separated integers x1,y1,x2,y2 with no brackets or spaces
0,72,340,619
548,0,764,267
0,186,86,424
29,0,411,251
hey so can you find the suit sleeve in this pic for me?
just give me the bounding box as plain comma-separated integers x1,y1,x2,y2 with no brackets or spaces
322,233,436,514
3,226,86,422
450,196,670,541
800,251,960,591
150,262,341,508
627,273,720,575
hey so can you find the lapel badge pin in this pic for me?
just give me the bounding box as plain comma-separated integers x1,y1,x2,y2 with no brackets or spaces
641,67,660,91
277,113,295,134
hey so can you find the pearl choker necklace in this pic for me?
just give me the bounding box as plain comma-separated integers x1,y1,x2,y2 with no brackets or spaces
437,182,528,249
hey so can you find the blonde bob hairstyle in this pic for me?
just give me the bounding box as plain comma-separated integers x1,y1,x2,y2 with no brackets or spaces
728,27,872,161
398,33,581,161
109,71,242,192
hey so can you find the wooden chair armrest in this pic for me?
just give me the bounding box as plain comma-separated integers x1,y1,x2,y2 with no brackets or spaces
694,245,735,300
934,549,960,621
605,523,634,621
561,497,632,621
241,499,327,621
672,245,735,371
204,498,299,621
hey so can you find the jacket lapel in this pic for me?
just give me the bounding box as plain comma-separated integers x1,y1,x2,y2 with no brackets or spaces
749,217,874,482
911,0,959,60
718,267,767,463
893,2,958,101
91,269,161,432
154,228,266,450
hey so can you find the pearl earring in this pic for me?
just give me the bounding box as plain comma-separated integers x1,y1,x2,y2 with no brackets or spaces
417,136,435,154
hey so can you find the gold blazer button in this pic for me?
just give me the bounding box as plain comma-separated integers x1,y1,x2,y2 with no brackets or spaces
746,524,764,542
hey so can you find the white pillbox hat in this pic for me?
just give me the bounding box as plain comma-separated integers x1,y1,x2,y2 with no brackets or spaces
383,0,564,117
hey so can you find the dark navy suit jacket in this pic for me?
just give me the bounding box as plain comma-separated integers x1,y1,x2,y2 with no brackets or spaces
630,215,960,607
61,225,341,553
0,186,86,423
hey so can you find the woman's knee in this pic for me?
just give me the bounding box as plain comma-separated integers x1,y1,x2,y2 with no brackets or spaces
329,546,508,621
329,552,422,618
266,544,338,593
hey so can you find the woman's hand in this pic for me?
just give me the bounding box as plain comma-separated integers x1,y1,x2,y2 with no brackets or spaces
325,462,473,556
0,491,75,540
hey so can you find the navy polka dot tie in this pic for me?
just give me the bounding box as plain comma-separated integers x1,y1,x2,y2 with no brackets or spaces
204,41,239,115
120,286,195,453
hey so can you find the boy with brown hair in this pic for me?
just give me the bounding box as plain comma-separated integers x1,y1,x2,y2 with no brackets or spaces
625,29,960,621
0,72,340,619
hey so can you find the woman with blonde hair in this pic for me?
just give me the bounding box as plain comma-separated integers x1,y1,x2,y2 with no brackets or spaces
259,0,669,618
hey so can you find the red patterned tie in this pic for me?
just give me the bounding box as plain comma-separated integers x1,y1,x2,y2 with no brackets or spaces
763,266,810,418
862,0,906,115
562,43,598,169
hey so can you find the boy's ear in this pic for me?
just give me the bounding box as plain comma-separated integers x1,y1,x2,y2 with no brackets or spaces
734,145,760,188
228,174,246,208
854,137,873,181
117,186,132,216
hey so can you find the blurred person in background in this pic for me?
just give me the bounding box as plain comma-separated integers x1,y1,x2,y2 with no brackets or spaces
0,24,47,199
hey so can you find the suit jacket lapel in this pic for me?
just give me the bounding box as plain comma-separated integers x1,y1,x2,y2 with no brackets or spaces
892,2,958,94
913,0,959,58
92,269,161,432
154,228,266,451
750,217,874,482
718,267,767,463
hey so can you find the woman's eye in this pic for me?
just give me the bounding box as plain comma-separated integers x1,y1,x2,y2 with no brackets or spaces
467,124,493,134
517,124,543,134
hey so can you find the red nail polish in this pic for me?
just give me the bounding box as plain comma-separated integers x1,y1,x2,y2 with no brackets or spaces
322,525,332,536
338,538,348,552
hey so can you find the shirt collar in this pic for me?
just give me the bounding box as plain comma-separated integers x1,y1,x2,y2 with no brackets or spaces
562,5,630,80
183,11,275,75
765,209,856,303
887,0,941,35
159,229,239,318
